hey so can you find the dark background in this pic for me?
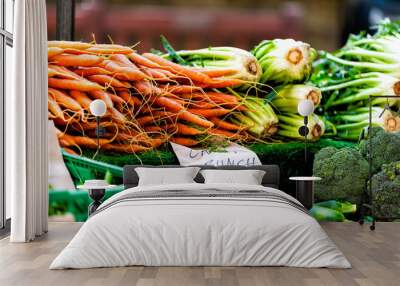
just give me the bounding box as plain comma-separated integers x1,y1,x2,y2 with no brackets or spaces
46,0,400,52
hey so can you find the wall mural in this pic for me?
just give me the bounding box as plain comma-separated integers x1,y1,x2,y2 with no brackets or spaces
48,19,400,222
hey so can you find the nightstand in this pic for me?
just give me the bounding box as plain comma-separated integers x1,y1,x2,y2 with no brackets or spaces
289,176,321,209
77,180,115,216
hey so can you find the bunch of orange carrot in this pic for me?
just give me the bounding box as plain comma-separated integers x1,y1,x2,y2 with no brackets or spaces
48,41,254,154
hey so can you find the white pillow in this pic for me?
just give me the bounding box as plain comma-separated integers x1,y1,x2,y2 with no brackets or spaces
135,167,200,186
200,169,266,185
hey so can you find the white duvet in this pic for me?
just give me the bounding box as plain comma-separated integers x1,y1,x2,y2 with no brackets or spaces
50,183,351,269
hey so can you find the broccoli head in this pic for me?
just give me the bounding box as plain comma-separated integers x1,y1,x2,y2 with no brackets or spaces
313,147,369,204
359,127,400,174
370,161,400,218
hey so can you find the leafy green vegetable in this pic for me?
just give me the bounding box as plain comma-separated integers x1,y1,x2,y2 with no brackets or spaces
333,107,400,140
163,46,262,84
309,205,345,222
160,35,188,66
277,113,325,141
370,160,400,218
253,39,316,85
310,19,400,142
271,84,322,114
359,127,400,173
320,72,400,109
313,147,369,204
314,200,356,214
104,170,113,184
230,95,278,137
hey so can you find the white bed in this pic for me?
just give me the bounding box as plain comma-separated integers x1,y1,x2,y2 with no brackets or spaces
50,181,351,269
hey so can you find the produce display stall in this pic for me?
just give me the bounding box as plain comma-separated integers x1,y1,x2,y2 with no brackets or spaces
47,19,400,223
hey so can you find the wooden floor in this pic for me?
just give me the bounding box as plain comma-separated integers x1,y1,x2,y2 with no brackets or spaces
0,222,399,286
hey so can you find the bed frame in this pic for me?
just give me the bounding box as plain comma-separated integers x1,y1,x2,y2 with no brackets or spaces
123,165,280,190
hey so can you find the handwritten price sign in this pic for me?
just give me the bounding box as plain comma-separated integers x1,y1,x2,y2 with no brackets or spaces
171,143,261,167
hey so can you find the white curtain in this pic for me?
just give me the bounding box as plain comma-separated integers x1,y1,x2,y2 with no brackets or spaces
8,0,48,242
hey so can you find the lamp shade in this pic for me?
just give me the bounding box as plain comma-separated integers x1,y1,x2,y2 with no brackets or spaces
89,99,107,117
297,99,315,116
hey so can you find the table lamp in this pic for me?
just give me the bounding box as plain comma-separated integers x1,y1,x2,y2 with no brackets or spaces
89,99,107,155
297,99,315,164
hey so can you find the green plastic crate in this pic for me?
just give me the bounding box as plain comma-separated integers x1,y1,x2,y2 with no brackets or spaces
49,186,124,222
62,150,124,186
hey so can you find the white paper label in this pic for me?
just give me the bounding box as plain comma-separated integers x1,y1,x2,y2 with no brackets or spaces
171,142,262,167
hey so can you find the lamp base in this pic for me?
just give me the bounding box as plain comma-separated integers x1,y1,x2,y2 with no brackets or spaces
298,125,309,137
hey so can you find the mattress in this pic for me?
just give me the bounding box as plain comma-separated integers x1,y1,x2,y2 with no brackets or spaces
50,183,351,269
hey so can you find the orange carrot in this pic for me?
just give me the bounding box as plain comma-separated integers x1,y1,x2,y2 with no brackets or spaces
50,54,103,67
167,96,186,106
188,108,231,118
175,123,205,135
89,90,114,109
102,143,149,153
145,123,203,136
150,101,214,128
206,92,239,104
69,90,92,109
109,54,138,68
48,96,65,120
48,88,84,118
178,93,210,102
140,68,170,79
48,67,61,78
123,131,156,144
52,116,80,126
127,53,161,68
87,75,131,88
153,96,185,113
161,85,202,94
170,137,198,147
74,67,113,77
118,90,142,106
108,93,127,106
152,68,176,78
137,115,157,126
177,111,214,128
142,53,213,83
75,121,115,130
111,132,148,144
63,147,78,155
48,47,64,59
48,78,103,91
86,44,134,55
204,92,247,110
209,117,243,131
109,107,127,123
48,41,92,50
133,81,163,96
61,48,91,55
100,59,147,81
148,137,166,148
151,111,178,121
189,101,216,109
200,78,244,88
110,134,159,148
48,65,82,80
143,125,164,133
194,68,237,78
58,134,110,148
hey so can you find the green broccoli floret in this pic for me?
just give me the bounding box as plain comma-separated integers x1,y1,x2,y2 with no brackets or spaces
370,161,400,218
359,127,400,174
313,147,369,204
